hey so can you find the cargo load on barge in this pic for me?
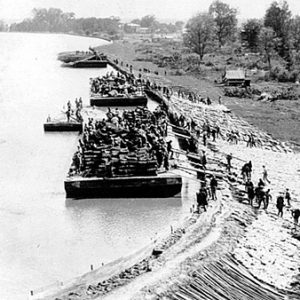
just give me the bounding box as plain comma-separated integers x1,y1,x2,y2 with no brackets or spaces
90,72,147,107
65,106,182,198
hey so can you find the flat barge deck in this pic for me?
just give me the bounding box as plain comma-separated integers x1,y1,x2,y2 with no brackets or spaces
44,121,83,132
69,60,108,68
90,95,147,107
65,173,182,199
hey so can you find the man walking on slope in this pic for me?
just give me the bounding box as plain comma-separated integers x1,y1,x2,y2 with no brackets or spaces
291,208,300,228
210,176,218,200
285,188,291,207
262,165,271,184
226,153,232,172
276,193,285,217
197,183,208,212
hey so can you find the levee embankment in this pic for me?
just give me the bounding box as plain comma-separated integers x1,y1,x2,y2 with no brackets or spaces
38,86,300,300
35,46,300,299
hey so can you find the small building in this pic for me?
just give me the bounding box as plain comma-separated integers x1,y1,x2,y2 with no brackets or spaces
136,27,151,34
223,69,250,86
124,23,141,33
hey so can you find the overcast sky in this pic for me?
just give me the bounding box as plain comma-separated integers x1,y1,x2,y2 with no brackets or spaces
0,0,299,23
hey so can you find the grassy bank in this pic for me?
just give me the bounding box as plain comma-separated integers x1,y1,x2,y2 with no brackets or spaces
97,40,300,148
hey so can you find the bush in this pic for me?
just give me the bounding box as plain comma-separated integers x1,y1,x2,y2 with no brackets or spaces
269,65,300,82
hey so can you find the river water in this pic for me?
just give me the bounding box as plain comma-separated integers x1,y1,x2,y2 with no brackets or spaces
0,32,196,299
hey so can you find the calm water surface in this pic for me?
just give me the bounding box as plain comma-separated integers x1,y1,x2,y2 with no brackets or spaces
0,32,197,299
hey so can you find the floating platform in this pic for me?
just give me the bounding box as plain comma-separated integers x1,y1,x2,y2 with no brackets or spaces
67,60,108,68
64,173,182,199
57,51,93,63
90,95,147,107
44,121,83,132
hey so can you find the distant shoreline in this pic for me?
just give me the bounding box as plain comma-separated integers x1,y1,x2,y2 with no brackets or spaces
3,30,112,42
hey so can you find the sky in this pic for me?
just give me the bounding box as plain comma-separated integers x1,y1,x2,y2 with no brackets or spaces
0,0,299,23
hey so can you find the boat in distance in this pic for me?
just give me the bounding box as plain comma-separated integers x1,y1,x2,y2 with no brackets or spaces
57,50,94,63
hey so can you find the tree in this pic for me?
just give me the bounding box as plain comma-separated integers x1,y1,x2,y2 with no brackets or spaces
130,18,141,25
175,21,184,32
291,16,300,51
0,20,6,31
184,13,215,61
140,15,156,28
209,0,237,48
259,27,276,70
264,1,292,57
242,19,262,51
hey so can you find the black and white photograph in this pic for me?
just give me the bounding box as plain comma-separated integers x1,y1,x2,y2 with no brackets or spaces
0,0,300,299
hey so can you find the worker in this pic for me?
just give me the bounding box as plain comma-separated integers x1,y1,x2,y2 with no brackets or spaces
201,151,207,169
291,208,300,228
264,189,272,209
210,176,218,200
197,183,208,212
226,153,232,172
285,188,291,207
262,165,271,184
276,193,285,217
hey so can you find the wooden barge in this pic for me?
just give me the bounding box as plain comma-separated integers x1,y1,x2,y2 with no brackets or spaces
57,51,93,63
65,173,182,199
67,60,108,68
44,121,83,132
90,95,147,107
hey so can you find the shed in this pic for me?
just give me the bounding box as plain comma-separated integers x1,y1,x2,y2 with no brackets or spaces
223,70,250,86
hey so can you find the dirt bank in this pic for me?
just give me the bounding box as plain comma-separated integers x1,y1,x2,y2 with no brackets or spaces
37,91,300,299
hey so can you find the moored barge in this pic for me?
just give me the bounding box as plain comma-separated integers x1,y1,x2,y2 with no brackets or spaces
90,95,147,107
68,59,108,68
65,173,182,198
44,121,83,132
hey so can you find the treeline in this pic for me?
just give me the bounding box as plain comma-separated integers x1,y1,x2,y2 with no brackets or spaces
184,0,300,75
9,8,120,37
9,8,184,37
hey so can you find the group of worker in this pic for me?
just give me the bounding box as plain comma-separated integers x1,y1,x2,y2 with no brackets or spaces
196,175,218,212
65,98,83,122
196,150,299,230
241,161,299,227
